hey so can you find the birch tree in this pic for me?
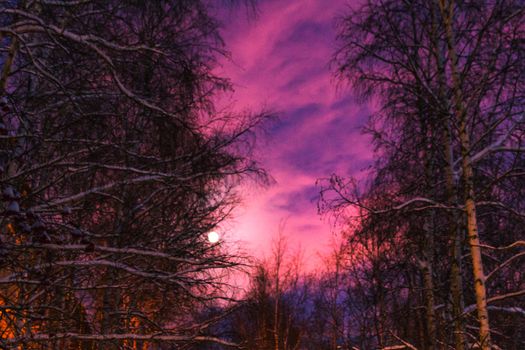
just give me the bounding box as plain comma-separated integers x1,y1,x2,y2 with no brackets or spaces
328,0,525,348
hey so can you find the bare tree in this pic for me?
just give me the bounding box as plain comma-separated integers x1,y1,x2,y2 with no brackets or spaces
326,0,525,348
0,0,267,348
227,231,310,350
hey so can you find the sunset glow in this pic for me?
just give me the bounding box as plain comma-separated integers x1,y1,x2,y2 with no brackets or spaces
219,0,372,266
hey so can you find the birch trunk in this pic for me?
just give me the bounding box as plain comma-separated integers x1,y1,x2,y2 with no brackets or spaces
438,1,491,348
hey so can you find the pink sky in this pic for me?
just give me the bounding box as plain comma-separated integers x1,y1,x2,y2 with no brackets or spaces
216,0,373,267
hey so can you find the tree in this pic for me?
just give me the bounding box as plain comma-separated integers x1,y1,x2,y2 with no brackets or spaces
327,0,525,348
0,0,266,348
226,232,310,350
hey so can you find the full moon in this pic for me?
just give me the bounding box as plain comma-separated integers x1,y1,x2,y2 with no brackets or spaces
207,231,219,243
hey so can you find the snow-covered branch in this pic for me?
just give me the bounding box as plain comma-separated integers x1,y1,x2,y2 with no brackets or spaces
4,333,241,348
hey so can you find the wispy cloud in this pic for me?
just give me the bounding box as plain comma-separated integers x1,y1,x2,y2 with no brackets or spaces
218,0,372,267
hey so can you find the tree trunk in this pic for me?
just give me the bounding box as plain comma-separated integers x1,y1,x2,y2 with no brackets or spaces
443,122,467,350
438,1,491,348
0,38,18,94
431,3,467,346
420,258,436,350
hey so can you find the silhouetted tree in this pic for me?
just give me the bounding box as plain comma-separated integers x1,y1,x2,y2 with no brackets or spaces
0,0,266,348
225,233,310,350
323,0,525,349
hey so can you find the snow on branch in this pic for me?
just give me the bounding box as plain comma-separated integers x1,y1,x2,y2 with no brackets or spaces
4,333,241,348
464,290,525,315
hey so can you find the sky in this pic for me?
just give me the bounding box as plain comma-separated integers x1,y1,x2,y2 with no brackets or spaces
216,0,373,268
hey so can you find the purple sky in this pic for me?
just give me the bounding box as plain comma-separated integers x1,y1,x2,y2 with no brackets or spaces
217,0,373,267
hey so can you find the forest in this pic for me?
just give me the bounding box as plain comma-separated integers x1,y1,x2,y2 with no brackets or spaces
0,0,523,349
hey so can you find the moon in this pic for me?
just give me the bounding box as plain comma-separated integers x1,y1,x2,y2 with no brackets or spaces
207,231,219,243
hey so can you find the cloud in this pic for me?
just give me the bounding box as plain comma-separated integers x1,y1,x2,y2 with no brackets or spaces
218,0,373,269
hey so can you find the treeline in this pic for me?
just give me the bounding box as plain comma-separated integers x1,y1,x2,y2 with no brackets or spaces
196,211,522,350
